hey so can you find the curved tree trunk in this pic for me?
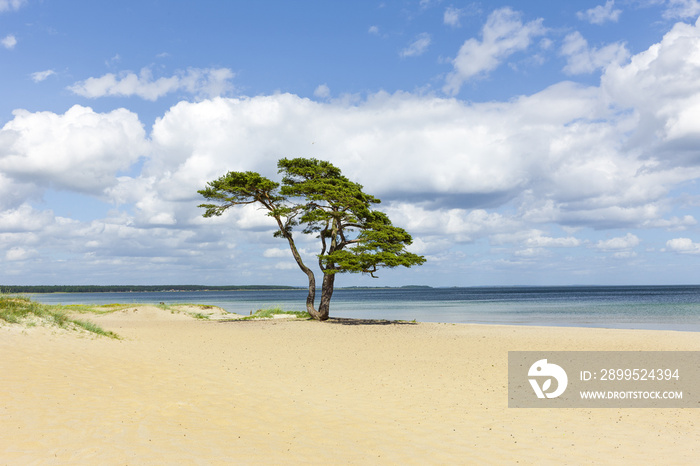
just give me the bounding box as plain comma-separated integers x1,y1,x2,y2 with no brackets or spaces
303,268,323,320
317,272,335,321
286,252,324,321
277,227,325,320
290,246,323,320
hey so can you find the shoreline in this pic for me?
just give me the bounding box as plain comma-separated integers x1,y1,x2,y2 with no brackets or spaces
2,305,699,464
23,286,700,333
324,316,700,333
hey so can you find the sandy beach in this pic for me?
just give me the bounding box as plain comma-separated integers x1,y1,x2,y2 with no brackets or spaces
1,306,699,465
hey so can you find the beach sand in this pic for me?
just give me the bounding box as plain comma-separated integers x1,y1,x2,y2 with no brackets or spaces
1,306,699,464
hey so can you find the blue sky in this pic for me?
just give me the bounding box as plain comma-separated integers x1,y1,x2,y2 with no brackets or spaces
3,0,700,287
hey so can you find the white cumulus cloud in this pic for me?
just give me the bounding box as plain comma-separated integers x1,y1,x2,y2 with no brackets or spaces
0,105,148,194
577,1,622,25
400,33,431,57
0,0,26,12
314,84,331,99
525,232,582,248
30,69,56,82
263,247,291,258
1,34,17,49
666,237,700,253
5,246,35,261
68,67,235,101
561,31,629,74
595,233,641,250
444,7,545,94
0,204,55,232
444,7,464,27
601,17,700,156
664,0,700,19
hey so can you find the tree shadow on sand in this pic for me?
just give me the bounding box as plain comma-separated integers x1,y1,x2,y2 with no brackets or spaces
324,317,418,326
216,317,418,326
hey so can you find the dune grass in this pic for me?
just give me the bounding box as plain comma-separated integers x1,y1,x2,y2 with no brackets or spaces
58,301,228,320
241,306,311,320
59,302,132,315
0,294,119,338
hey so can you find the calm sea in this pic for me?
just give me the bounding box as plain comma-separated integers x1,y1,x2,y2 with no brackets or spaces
29,285,700,332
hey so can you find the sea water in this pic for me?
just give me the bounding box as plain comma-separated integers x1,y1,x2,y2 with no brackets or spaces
30,286,700,332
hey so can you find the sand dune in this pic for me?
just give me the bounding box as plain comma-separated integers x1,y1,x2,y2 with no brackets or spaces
1,306,698,464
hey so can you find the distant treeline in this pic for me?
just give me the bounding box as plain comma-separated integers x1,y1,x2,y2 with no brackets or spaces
2,284,432,293
1,285,301,293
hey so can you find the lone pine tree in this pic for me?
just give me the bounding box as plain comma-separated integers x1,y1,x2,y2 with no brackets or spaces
198,157,425,321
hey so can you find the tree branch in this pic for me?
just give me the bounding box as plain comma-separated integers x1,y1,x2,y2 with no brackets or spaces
318,220,329,271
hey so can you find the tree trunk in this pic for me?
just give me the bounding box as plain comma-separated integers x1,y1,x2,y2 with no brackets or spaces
294,250,324,321
304,269,324,321
317,272,335,321
274,225,325,320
